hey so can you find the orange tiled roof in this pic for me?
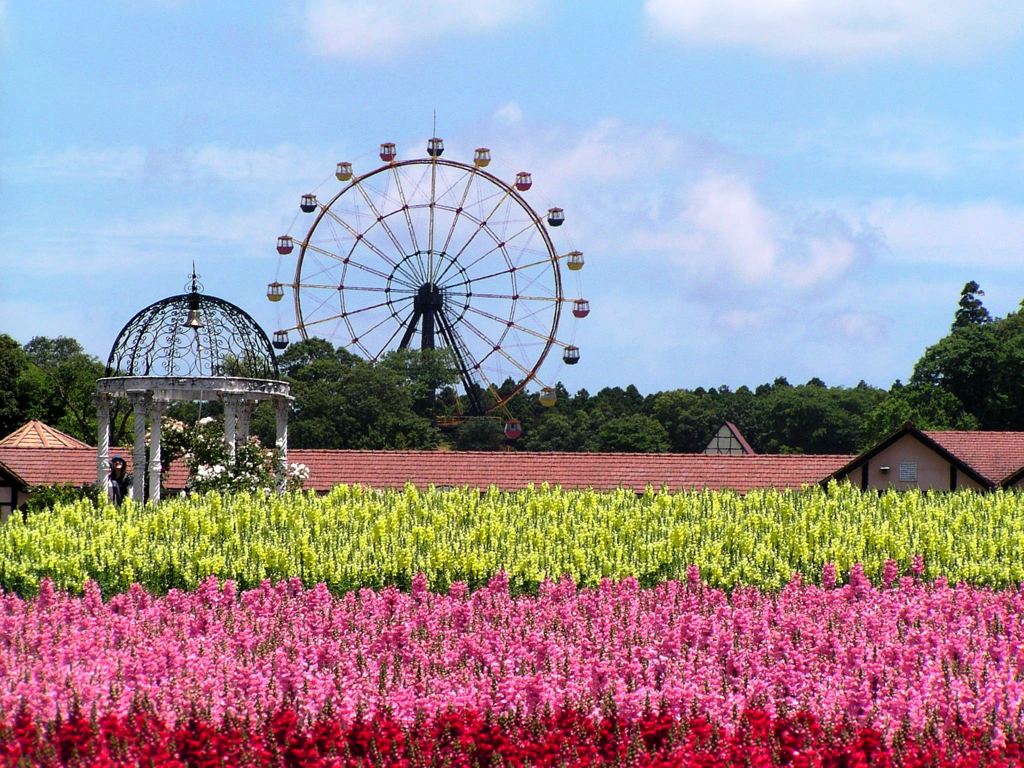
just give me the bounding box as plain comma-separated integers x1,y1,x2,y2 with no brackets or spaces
0,421,90,449
0,447,189,489
923,431,1024,485
287,450,853,493
0,445,852,493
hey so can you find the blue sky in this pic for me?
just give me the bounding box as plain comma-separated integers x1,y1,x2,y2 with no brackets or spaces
2,1,1023,397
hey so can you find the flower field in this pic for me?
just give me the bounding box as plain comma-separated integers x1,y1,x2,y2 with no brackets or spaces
4,484,1024,596
4,486,1024,765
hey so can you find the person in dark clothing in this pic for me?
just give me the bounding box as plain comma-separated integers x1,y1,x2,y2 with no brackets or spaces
106,456,132,505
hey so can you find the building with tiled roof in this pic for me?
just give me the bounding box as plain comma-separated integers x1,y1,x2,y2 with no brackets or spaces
703,421,756,455
8,419,1024,520
286,449,846,494
825,422,1024,491
0,420,852,517
0,423,187,519
0,420,91,449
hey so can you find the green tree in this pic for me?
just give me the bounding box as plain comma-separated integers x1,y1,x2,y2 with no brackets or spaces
273,339,441,449
453,417,505,451
20,336,107,443
910,323,1000,426
953,280,992,329
596,414,670,453
864,381,978,444
0,335,32,438
648,390,721,452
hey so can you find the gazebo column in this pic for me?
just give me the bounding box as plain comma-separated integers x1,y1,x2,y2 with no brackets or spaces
221,393,242,461
274,396,290,493
94,393,111,492
236,400,254,442
148,400,167,504
128,391,150,502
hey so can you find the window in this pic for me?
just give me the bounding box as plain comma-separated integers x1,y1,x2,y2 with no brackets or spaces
899,462,918,482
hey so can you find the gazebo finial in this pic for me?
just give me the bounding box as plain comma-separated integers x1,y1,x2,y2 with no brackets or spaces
187,262,203,295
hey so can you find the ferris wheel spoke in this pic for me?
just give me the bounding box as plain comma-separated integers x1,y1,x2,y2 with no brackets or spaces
372,308,416,362
476,253,558,285
354,309,408,348
318,208,401,270
463,292,562,302
438,220,544,287
514,299,561,326
390,165,421,254
428,156,439,282
342,295,414,319
342,284,416,294
457,315,535,381
439,239,509,283
305,243,412,287
318,213,421,288
351,181,413,265
464,305,559,345
439,169,478,261
434,188,514,283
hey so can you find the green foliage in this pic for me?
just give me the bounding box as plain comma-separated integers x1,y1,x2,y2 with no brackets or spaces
864,381,978,444
21,336,108,443
161,417,307,494
908,286,1024,430
23,483,100,514
0,335,31,437
596,414,670,452
0,334,110,444
4,483,1024,597
276,340,443,449
10,285,1024,457
953,280,992,329
452,417,505,451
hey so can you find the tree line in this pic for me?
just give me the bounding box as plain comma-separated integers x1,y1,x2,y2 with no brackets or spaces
0,282,1014,455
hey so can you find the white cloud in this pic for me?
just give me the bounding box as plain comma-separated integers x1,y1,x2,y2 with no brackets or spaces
493,102,523,125
644,0,1024,61
865,199,1024,266
304,0,537,61
628,172,877,290
10,146,148,181
719,309,765,332
825,311,887,344
4,143,328,184
682,172,779,282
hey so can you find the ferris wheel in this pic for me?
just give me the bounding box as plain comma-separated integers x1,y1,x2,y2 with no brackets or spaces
267,138,589,428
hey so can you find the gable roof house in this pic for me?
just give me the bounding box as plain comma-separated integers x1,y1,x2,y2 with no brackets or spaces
703,421,756,455
825,422,1024,491
0,420,187,519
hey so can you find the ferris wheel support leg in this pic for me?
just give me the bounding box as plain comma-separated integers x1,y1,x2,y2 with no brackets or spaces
398,310,422,350
435,310,484,416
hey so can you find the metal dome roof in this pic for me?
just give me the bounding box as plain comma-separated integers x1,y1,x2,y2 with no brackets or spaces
105,271,279,379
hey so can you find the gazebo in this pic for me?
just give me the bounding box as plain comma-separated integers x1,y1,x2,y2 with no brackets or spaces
95,271,291,502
